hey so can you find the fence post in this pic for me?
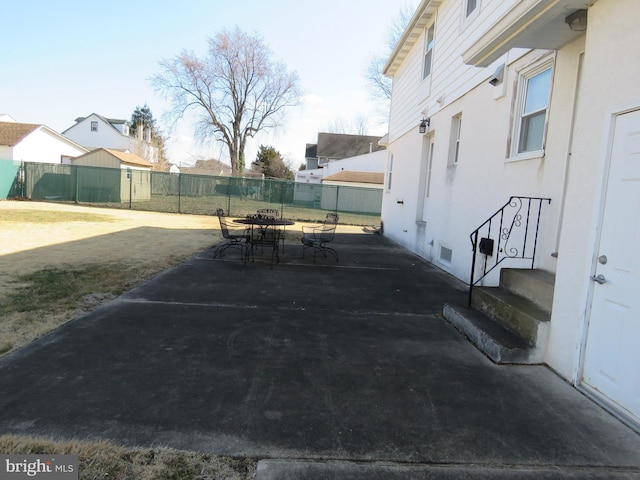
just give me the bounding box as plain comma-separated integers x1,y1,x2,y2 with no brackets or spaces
74,165,79,204
335,185,340,214
178,173,182,214
20,161,26,198
128,168,133,209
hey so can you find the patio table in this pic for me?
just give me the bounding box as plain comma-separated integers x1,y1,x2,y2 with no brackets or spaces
233,217,295,265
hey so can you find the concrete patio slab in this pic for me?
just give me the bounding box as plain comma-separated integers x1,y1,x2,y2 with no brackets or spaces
0,230,638,478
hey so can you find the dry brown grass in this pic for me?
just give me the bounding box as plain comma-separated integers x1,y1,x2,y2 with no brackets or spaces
0,435,256,480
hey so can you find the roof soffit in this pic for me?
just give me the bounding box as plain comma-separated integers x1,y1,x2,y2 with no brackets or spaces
384,0,441,77
463,0,597,67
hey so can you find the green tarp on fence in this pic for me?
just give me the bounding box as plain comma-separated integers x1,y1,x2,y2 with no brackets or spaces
16,161,382,225
0,159,22,199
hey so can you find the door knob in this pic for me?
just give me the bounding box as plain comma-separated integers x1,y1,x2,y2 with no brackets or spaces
591,274,607,285
598,255,608,265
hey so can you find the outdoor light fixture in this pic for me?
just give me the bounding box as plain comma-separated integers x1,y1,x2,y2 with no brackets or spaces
419,117,430,134
565,9,587,32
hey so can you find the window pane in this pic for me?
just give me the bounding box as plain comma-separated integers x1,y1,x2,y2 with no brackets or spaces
518,111,546,153
524,68,551,115
423,25,434,79
423,51,432,78
466,0,477,16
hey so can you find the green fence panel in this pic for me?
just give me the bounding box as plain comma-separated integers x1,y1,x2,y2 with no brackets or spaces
17,161,382,225
25,162,74,201
0,159,22,199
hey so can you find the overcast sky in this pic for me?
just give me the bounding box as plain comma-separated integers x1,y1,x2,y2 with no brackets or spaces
1,1,415,167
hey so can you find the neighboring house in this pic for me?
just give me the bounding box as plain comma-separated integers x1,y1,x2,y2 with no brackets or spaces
62,113,158,164
303,132,385,171
179,158,233,177
72,148,153,203
0,121,88,164
297,138,387,184
295,140,387,212
382,0,640,428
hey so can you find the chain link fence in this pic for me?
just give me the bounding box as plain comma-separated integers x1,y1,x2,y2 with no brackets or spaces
2,160,382,225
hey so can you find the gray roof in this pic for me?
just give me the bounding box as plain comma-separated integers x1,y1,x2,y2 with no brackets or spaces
315,133,385,159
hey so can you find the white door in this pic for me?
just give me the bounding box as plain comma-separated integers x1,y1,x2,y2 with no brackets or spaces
582,109,640,424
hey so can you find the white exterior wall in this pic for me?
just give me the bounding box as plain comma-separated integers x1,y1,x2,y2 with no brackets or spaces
383,0,584,284
546,0,640,380
296,150,386,184
64,114,130,150
323,150,387,176
12,128,87,163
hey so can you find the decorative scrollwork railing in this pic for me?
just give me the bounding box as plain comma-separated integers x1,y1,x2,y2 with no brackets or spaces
468,196,551,305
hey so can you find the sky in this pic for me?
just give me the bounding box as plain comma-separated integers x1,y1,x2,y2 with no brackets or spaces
1,0,415,168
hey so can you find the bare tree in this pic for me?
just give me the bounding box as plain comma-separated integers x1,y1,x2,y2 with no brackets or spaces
366,4,415,104
153,27,302,176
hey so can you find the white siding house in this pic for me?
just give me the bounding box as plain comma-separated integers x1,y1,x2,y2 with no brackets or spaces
63,113,158,164
296,149,387,184
0,121,88,163
383,0,640,429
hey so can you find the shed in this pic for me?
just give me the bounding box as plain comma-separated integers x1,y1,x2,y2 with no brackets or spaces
72,148,153,203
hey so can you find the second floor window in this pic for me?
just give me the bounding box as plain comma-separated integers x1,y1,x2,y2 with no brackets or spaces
91,121,98,132
423,23,435,80
465,0,478,17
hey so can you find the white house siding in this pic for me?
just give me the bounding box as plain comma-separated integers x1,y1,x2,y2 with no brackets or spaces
64,114,130,151
383,0,589,284
324,150,387,176
12,128,87,163
546,0,640,381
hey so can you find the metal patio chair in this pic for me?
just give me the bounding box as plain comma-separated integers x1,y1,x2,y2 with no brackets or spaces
213,208,250,261
301,214,339,263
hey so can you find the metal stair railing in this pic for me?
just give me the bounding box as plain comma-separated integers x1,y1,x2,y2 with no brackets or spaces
469,196,551,305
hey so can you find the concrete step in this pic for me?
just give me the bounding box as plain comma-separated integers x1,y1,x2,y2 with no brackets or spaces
471,286,551,347
443,303,541,364
500,268,555,313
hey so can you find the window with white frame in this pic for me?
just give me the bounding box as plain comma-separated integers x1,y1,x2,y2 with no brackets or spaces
513,60,553,157
386,154,394,191
90,121,98,132
422,23,435,80
448,114,462,166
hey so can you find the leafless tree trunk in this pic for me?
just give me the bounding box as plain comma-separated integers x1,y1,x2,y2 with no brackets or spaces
153,27,301,176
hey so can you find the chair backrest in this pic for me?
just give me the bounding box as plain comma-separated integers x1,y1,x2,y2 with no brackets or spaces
325,212,339,224
257,208,280,218
216,208,232,238
317,224,336,243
